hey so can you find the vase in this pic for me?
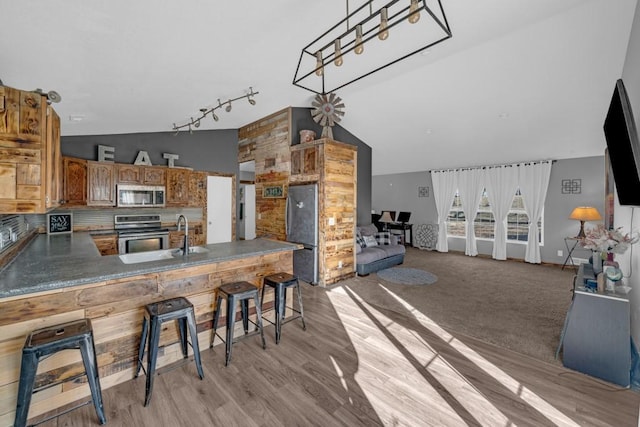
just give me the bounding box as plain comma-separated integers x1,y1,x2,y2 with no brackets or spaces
592,251,603,275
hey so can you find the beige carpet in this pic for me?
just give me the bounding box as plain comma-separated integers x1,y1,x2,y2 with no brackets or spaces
330,247,576,365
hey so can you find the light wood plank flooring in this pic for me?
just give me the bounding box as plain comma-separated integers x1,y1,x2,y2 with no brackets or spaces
32,281,639,426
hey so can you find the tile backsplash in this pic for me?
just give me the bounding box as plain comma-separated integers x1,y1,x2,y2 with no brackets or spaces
0,215,30,256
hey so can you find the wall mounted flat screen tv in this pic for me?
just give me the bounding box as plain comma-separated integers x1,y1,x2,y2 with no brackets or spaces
603,79,640,206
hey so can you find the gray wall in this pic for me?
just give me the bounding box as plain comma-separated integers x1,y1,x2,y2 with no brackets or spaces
372,156,605,264
291,108,372,225
62,129,239,174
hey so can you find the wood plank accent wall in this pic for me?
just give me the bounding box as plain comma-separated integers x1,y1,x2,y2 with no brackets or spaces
291,139,357,286
238,108,292,240
0,251,292,425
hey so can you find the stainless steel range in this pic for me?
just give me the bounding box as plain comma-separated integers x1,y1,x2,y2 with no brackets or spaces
115,214,170,254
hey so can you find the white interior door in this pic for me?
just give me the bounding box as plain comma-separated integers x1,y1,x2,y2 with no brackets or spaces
244,184,256,240
207,176,232,244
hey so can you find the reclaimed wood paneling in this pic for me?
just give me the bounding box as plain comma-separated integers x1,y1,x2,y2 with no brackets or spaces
239,108,291,241
0,250,293,423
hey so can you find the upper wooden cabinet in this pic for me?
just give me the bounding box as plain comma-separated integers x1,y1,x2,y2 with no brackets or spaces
290,144,319,180
63,157,87,206
189,171,207,207
45,107,62,209
87,161,116,206
166,168,190,206
115,164,166,186
115,164,142,184
142,167,165,185
0,85,62,213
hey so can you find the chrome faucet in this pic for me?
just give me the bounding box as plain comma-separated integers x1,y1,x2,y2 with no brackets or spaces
177,214,189,255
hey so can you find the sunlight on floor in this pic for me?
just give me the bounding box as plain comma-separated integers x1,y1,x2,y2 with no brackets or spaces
327,282,581,426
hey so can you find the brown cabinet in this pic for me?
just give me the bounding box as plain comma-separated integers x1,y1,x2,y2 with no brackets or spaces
0,85,62,213
63,157,87,206
87,161,116,206
91,234,118,256
115,164,142,184
45,107,62,209
115,164,166,186
189,171,207,207
166,168,190,206
143,167,166,185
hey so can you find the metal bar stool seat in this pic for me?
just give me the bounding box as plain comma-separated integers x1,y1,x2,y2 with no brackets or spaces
134,297,204,406
211,281,266,366
14,318,106,427
261,272,306,344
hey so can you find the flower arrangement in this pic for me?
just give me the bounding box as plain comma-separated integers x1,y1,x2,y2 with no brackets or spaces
581,224,639,254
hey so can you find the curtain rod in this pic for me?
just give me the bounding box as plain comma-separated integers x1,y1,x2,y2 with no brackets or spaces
429,159,556,174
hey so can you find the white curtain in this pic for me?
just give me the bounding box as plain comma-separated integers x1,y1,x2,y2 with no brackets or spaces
485,165,519,260
430,170,457,252
456,168,485,256
518,161,552,263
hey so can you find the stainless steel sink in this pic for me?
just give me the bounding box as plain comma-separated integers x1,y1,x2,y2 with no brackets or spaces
119,246,210,264
171,246,211,256
119,249,177,264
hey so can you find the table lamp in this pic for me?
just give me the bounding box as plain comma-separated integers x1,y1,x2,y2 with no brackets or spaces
569,206,602,238
379,211,394,231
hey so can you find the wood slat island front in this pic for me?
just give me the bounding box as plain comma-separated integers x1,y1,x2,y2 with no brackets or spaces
0,235,298,426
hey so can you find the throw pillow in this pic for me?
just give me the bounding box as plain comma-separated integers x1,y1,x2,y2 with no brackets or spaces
363,235,378,247
374,231,391,245
356,231,367,248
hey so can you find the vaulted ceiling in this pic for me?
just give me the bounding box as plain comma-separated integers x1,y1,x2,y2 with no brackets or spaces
0,0,636,174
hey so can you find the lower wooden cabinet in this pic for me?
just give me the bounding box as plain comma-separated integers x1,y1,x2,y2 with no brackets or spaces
91,234,118,256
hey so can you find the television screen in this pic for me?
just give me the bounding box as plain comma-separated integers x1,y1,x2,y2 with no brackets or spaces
603,79,640,206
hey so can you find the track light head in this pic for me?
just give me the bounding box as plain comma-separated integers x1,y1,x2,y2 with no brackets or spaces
225,100,232,112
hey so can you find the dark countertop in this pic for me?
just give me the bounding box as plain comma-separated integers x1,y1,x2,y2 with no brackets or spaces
0,233,300,299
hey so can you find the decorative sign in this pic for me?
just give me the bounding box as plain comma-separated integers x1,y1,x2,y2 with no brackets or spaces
263,185,284,198
47,213,73,234
418,186,429,197
96,144,180,167
561,179,581,194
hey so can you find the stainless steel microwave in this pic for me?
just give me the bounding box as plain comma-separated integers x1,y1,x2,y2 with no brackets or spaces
117,185,166,208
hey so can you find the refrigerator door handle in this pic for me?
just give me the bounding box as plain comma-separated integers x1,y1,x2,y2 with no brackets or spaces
285,196,290,236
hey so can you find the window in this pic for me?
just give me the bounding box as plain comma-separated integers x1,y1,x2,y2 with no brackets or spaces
447,189,542,243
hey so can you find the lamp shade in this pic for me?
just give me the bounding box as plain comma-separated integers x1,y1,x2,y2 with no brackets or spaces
569,207,602,221
379,212,393,223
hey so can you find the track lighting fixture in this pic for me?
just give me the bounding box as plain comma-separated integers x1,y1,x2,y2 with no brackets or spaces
293,0,451,94
172,87,259,133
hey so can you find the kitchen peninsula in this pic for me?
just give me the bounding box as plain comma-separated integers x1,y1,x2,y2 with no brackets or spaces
0,233,300,425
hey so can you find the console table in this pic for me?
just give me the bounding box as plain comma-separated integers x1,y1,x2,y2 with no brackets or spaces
559,263,631,387
387,223,413,246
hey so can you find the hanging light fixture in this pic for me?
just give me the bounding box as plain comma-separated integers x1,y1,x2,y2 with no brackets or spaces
408,0,421,24
354,25,364,55
315,51,324,76
171,87,259,133
379,7,389,40
334,39,344,66
293,0,452,94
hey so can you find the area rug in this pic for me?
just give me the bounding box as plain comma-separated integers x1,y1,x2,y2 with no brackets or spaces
376,267,438,285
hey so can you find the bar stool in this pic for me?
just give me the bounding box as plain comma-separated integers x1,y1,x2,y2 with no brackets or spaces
261,272,306,344
135,297,204,407
14,319,106,427
211,281,266,366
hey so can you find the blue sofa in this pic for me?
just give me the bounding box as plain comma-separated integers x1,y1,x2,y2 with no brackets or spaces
355,224,406,276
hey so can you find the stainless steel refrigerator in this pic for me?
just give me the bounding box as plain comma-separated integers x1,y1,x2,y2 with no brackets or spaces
286,184,318,285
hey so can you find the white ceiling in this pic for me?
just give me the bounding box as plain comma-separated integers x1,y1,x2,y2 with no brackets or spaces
0,0,636,175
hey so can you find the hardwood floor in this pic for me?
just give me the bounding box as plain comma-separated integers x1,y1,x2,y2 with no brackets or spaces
33,281,639,426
